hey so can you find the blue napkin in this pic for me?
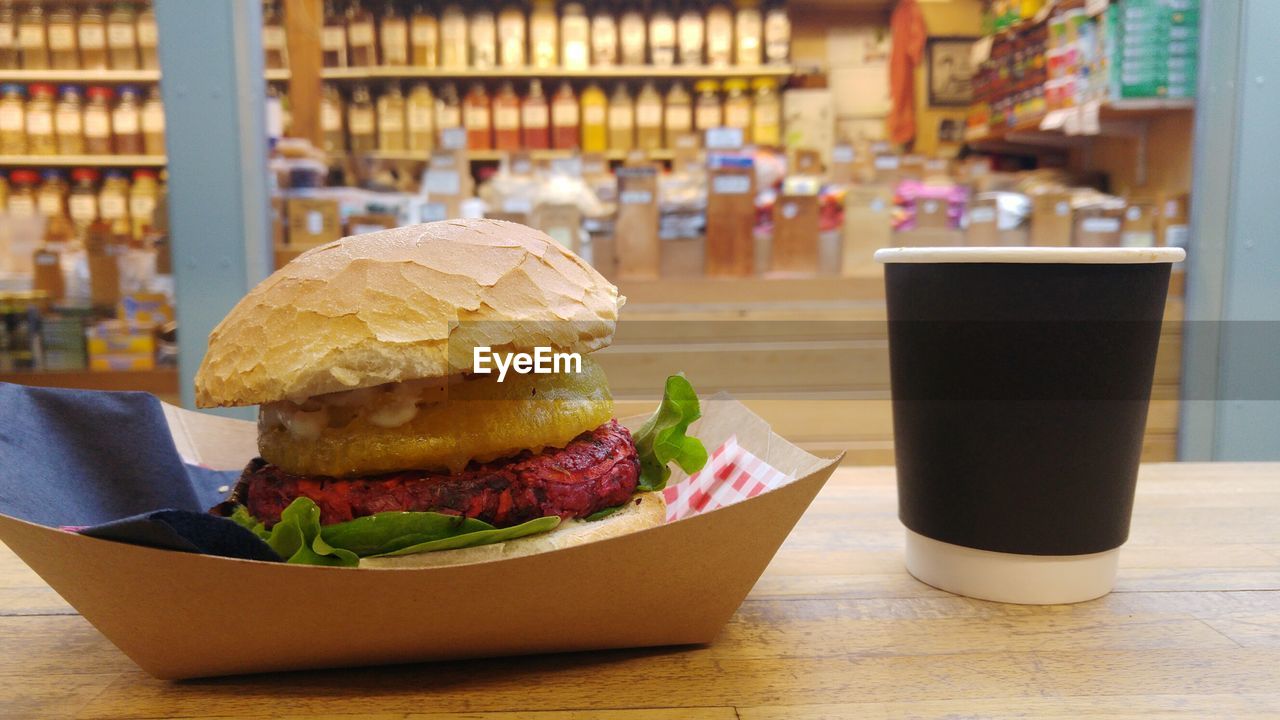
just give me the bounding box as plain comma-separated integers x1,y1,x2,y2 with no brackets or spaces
0,382,279,561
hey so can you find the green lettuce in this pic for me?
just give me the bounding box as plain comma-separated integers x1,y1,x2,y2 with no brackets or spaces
633,374,709,492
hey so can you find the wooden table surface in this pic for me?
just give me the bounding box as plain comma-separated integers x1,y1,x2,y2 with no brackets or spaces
3,463,1279,719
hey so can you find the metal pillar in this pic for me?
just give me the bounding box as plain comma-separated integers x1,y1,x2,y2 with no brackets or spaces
155,0,270,417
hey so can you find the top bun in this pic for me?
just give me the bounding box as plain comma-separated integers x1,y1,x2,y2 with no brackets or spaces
195,219,622,408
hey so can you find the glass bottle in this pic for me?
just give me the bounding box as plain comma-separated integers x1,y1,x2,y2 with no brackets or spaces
18,1,48,70
83,86,112,154
406,81,434,153
435,81,462,138
0,2,16,70
722,78,750,133
346,0,376,67
321,0,346,67
54,85,84,155
560,2,589,70
77,3,107,70
763,1,789,65
319,82,345,153
142,85,164,155
492,80,520,151
694,79,721,132
106,1,138,70
678,2,704,65
37,169,67,219
498,3,524,69
528,0,556,69
347,83,376,153
0,83,23,154
262,0,288,70
26,83,56,155
664,81,692,147
635,81,663,151
468,6,496,70
137,4,158,69
463,81,492,150
376,82,406,152
521,79,549,150
735,0,762,67
128,169,158,239
112,85,143,154
68,168,99,231
649,1,676,67
618,3,645,65
379,0,408,65
409,1,438,67
550,81,578,150
579,81,606,152
751,76,779,146
47,3,77,70
705,0,732,67
97,168,130,236
438,3,467,69
607,82,633,152
8,170,38,217
590,4,616,67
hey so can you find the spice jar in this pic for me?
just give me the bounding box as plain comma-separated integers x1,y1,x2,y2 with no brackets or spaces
521,79,549,150
262,0,288,70
37,169,67,218
635,81,663,151
560,2,589,70
694,79,722,132
722,78,751,133
347,83,376,153
678,3,703,65
26,83,56,155
406,82,434,153
498,3,524,69
69,168,98,230
47,3,77,70
141,85,163,155
106,1,138,70
579,81,607,152
137,4,157,69
469,7,496,70
97,168,130,236
439,3,467,69
705,0,733,67
528,0,556,69
764,1,789,65
0,3,16,70
735,0,763,66
409,1,437,67
18,1,48,70
55,85,84,155
319,82,344,153
346,0,376,67
435,81,461,135
664,81,693,147
379,0,409,65
77,3,107,70
0,84,24,154
8,170,38,217
83,86,112,154
492,80,520,151
112,85,143,155
321,0,347,67
590,5,616,67
649,1,676,67
376,82,406,152
607,83,634,152
751,76,780,146
128,169,157,239
618,4,645,65
550,81,578,150
463,82,492,150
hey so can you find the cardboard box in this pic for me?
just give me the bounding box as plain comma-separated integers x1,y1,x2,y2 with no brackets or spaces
1030,193,1075,246
964,198,1000,246
1156,192,1190,248
0,399,838,679
1121,200,1157,247
841,184,894,276
1073,207,1124,247
287,197,343,247
914,197,951,229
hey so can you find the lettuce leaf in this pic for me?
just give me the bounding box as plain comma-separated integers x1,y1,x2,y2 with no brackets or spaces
633,374,709,492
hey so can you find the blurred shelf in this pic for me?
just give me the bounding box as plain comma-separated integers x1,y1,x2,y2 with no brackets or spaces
322,65,796,81
265,68,291,82
0,69,161,83
361,148,675,162
0,368,178,397
967,98,1195,148
0,154,166,167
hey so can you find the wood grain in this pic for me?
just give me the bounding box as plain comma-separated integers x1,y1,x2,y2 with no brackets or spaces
1,463,1276,719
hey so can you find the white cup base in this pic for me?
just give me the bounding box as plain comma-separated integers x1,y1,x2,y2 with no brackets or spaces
904,528,1120,605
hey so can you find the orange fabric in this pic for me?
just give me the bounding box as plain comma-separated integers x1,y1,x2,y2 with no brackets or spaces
888,0,928,146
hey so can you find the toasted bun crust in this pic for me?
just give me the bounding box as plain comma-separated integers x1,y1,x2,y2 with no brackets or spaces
358,492,666,569
195,219,622,408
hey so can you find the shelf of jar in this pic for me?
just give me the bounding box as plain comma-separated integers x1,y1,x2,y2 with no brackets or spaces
321,65,796,81
0,154,166,167
359,148,677,162
265,68,292,82
965,98,1196,145
0,69,162,84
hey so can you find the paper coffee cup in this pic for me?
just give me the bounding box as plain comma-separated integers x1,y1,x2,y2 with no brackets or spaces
876,247,1185,605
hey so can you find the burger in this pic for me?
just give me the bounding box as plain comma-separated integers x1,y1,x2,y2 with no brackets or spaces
197,219,706,568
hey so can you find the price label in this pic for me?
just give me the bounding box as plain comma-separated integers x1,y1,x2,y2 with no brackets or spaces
969,206,996,223
425,170,461,196
705,126,744,150
1081,217,1120,233
831,145,855,163
440,126,467,150
874,155,900,170
619,190,653,205
712,174,750,195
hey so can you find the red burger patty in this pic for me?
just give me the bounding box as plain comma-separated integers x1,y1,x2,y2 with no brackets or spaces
237,420,640,528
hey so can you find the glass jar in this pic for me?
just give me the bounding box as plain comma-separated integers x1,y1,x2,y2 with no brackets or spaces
635,81,663,151
347,83,376,153
751,77,780,146
409,1,437,67
560,2,589,70
590,6,616,67
25,83,56,155
498,3,524,69
319,82,344,153
439,3,467,69
722,78,751,133
262,0,288,70
346,0,376,67
550,81,578,150
18,1,48,70
492,80,520,151
376,82,406,152
97,169,130,236
8,169,38,217
406,82,434,153
137,5,157,69
321,0,346,67
694,79,722,132
112,85,143,155
47,3,77,70
649,2,676,67
607,83,633,152
463,82,491,150
128,168,158,239
664,81,692,147
54,85,84,155
521,79,549,150
84,86,112,154
106,1,138,70
705,0,733,67
0,84,24,154
379,0,408,66
678,4,703,65
69,168,99,230
528,0,556,69
142,85,164,155
0,3,16,70
764,1,789,65
435,81,461,136
468,7,496,70
618,5,645,65
77,3,107,70
579,81,606,152
735,0,762,66
36,169,67,218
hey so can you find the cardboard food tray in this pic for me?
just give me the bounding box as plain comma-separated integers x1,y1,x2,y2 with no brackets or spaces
0,396,839,680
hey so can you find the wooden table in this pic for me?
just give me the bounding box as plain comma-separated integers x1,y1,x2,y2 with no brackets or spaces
3,463,1278,719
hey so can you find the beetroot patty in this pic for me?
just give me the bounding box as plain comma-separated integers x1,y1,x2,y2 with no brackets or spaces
235,420,640,528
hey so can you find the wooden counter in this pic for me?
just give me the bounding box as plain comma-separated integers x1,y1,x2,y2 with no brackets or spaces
2,462,1277,718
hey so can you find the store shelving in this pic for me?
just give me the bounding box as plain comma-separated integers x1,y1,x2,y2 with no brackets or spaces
322,65,796,81
363,148,676,162
966,98,1195,146
0,69,162,84
0,155,167,168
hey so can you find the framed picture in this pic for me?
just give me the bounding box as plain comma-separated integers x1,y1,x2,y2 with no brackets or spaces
927,36,978,107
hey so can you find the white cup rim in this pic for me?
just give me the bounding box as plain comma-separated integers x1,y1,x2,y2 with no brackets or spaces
875,247,1187,264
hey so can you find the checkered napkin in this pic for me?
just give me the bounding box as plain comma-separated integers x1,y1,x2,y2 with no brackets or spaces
661,436,795,522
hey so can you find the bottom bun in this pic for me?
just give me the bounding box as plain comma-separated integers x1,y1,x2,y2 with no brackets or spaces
358,492,667,569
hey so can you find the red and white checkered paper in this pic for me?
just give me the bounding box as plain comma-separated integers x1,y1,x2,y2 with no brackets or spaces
661,435,795,523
